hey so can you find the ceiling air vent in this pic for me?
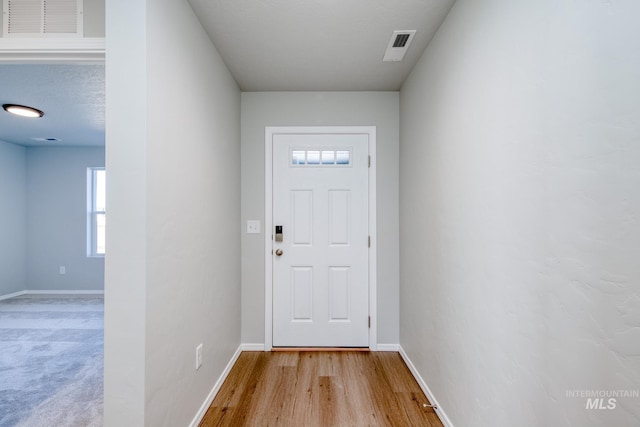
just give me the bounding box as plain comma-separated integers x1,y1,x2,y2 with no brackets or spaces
383,30,416,62
3,0,83,37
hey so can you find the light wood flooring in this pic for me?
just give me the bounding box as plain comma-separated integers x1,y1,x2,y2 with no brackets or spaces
199,351,443,427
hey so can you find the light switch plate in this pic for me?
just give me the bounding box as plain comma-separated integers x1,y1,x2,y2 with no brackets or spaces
247,220,261,234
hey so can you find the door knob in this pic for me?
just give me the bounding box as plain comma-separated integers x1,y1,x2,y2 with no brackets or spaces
275,249,283,256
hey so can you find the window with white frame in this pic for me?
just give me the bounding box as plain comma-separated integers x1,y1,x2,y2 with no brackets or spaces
87,167,105,256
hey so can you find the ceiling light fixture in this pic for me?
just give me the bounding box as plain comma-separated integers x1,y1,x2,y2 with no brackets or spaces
31,137,61,142
3,104,44,118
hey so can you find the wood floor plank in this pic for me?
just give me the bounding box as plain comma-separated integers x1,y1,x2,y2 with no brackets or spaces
273,351,298,367
375,352,421,393
318,376,336,426
199,351,444,427
213,352,262,408
247,359,297,425
365,353,414,426
199,407,236,427
317,351,337,376
339,352,379,425
291,352,321,426
220,353,269,426
324,355,359,426
395,392,440,427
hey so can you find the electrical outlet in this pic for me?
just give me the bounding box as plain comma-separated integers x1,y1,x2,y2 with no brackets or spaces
59,266,66,275
196,343,203,370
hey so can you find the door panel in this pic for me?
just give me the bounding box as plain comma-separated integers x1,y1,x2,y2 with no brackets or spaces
272,133,369,347
328,267,350,321
328,190,350,245
291,267,313,321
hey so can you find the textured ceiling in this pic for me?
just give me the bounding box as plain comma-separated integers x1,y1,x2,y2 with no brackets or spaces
0,2,455,147
188,0,456,91
0,64,104,147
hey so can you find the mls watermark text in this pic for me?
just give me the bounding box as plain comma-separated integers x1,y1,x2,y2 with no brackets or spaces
566,389,639,410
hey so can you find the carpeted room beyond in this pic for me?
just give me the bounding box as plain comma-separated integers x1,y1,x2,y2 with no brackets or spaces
0,295,103,427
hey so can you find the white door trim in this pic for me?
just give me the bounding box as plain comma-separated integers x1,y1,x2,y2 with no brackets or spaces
265,126,377,351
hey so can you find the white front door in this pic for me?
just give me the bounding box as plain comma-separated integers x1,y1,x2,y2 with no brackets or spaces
272,132,369,347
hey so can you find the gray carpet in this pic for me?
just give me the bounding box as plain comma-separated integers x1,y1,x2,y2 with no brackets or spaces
0,295,103,427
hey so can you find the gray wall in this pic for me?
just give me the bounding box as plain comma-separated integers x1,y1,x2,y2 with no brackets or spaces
26,147,104,291
399,0,640,426
0,140,27,296
104,0,241,426
82,0,105,37
241,92,399,345
0,0,104,37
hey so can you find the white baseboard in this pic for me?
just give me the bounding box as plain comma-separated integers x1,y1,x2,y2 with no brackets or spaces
0,290,27,301
376,343,399,352
240,343,397,352
25,290,104,295
189,344,243,427
399,345,454,427
0,290,104,300
241,343,265,351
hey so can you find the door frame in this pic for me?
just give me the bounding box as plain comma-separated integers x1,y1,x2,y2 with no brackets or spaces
265,126,377,351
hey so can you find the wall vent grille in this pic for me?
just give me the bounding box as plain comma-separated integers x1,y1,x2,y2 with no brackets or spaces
393,33,410,48
383,30,416,62
3,0,83,37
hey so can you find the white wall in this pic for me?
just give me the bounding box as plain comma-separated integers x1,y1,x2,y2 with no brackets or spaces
144,0,241,425
241,92,399,345
0,140,26,296
400,0,640,426
104,0,147,423
105,0,241,426
82,0,105,38
26,147,104,291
